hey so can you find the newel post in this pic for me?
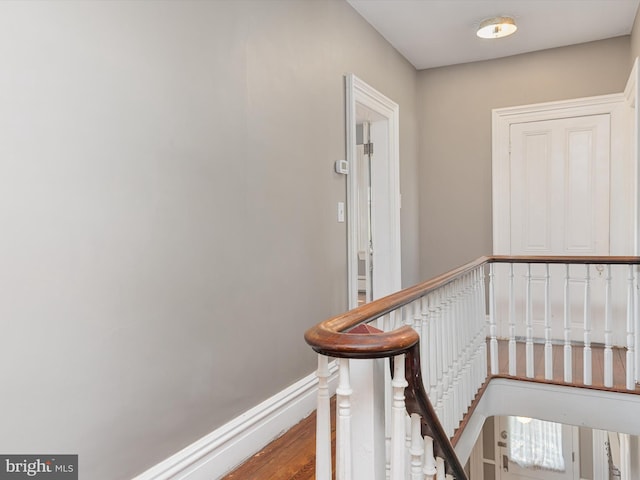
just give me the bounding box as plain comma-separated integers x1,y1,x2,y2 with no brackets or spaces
316,355,332,480
349,357,387,480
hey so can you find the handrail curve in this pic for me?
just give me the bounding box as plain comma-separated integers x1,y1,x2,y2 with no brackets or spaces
304,256,489,358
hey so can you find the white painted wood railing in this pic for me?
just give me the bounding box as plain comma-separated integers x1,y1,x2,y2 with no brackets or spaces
488,256,640,390
305,256,640,480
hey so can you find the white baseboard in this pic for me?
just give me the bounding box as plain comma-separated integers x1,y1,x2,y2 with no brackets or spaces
133,362,338,480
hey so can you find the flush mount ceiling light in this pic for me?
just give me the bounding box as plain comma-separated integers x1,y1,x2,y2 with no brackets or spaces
477,16,517,39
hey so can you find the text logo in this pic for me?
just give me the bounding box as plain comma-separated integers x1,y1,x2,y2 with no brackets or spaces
0,456,77,480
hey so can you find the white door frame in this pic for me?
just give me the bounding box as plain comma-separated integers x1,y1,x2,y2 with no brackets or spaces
346,74,401,308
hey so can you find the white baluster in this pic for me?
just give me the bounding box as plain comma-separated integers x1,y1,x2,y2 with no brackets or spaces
410,414,424,480
435,457,445,480
525,263,534,378
451,281,461,428
423,436,437,480
627,265,636,390
390,355,407,480
604,265,613,388
428,294,438,402
407,303,416,328
385,438,390,480
316,355,332,480
433,291,445,425
465,271,476,416
420,296,430,394
509,263,516,376
464,284,472,418
584,264,592,385
466,273,475,411
544,263,553,380
336,358,353,480
390,309,399,330
460,274,471,417
489,263,498,374
470,282,482,398
451,279,463,429
460,276,469,418
479,265,489,389
441,287,452,435
378,314,392,332
405,415,412,476
413,299,422,333
446,284,456,436
564,264,573,383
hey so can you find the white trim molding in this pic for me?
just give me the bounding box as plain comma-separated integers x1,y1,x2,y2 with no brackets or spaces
132,363,338,480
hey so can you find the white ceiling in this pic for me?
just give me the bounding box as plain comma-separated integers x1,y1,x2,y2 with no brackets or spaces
347,0,640,70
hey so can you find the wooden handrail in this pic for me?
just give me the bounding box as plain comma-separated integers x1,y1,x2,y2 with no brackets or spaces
304,256,489,357
305,255,640,357
490,255,640,265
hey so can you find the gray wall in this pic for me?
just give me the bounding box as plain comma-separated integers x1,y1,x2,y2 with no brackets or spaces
416,36,632,279
0,1,418,478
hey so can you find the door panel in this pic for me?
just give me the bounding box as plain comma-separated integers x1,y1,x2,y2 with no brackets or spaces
510,129,553,253
496,114,612,341
509,114,610,256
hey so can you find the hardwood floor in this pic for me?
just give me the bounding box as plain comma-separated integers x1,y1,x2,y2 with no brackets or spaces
221,398,335,480
493,340,640,393
222,341,638,479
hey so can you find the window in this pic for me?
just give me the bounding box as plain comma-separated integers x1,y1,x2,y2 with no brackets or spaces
508,416,565,472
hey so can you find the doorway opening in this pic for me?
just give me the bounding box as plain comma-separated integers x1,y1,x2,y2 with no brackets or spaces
346,74,401,309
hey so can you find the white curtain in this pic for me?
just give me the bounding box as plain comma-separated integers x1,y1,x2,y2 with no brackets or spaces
508,417,565,472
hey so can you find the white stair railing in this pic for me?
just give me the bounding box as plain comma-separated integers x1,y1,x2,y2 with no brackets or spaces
306,255,640,480
488,257,639,390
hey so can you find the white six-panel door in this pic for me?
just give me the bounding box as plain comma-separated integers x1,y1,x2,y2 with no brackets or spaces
506,115,612,341
509,114,611,257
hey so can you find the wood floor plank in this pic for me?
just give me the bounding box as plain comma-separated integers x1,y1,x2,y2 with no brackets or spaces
494,339,640,394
